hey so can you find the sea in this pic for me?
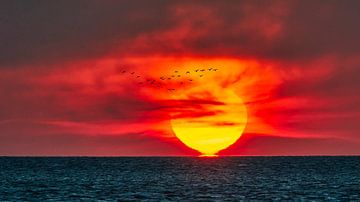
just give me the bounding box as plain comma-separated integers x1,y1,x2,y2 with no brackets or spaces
0,156,359,201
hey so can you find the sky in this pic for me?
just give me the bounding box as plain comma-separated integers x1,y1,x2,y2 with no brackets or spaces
1,0,360,156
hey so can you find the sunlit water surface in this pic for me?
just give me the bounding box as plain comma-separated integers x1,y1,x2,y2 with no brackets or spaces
1,157,359,200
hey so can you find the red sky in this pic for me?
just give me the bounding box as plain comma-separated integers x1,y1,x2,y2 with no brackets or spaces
1,0,360,156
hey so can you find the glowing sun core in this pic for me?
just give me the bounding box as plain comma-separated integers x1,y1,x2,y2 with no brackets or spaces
171,88,247,156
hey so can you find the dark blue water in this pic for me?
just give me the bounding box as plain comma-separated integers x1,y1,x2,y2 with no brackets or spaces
0,157,359,201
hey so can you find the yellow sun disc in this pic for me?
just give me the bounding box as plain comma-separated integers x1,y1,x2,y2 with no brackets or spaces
170,88,247,156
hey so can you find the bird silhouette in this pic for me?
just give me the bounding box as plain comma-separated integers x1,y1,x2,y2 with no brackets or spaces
118,66,211,92
213,69,218,71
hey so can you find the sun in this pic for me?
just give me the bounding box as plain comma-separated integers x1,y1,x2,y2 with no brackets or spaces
118,56,279,156
170,87,247,156
129,56,270,156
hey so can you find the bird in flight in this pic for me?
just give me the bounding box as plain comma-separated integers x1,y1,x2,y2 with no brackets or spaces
119,66,222,93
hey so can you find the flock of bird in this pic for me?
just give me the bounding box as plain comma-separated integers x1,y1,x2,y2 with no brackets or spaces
120,68,219,92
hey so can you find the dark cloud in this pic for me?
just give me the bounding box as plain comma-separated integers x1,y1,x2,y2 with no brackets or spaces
0,0,175,66
1,0,359,67
273,0,360,59
122,0,360,61
170,110,222,120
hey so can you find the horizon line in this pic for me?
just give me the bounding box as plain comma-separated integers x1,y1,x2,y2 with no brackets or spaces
1,155,360,158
